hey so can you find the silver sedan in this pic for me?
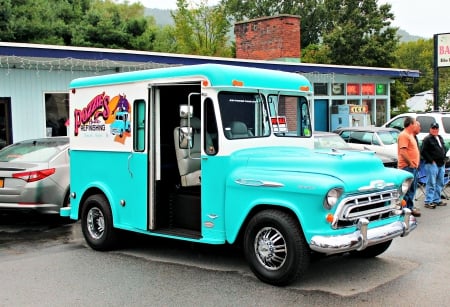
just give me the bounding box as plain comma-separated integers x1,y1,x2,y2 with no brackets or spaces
0,137,69,214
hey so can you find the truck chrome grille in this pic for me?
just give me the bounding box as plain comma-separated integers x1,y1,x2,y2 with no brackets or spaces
333,189,399,228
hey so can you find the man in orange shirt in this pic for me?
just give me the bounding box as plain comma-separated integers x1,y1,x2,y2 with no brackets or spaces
398,116,421,217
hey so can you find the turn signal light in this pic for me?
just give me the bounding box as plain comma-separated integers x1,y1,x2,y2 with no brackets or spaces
300,85,310,91
326,213,334,223
401,199,407,207
232,80,244,87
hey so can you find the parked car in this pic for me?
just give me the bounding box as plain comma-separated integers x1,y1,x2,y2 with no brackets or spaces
0,137,69,214
382,112,450,149
314,131,397,168
333,127,399,158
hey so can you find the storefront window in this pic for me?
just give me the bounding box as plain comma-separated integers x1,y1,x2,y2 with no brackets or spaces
331,99,345,106
45,93,69,136
362,83,375,95
314,83,328,95
376,84,387,95
347,99,360,105
332,83,345,95
376,99,387,126
362,99,373,126
347,83,360,95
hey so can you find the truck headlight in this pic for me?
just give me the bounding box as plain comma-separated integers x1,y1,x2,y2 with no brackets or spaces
324,188,343,210
400,178,413,195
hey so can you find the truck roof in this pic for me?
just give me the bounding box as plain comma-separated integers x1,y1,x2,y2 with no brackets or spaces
69,63,312,93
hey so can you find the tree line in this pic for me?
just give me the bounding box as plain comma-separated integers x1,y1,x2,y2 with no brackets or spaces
0,0,448,110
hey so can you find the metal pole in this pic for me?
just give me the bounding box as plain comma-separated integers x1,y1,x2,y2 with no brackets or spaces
434,34,439,111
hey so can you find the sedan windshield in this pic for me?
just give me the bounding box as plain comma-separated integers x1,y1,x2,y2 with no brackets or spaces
314,135,351,150
378,130,399,145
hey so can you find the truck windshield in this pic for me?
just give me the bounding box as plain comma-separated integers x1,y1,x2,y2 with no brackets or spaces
218,92,270,139
267,94,311,137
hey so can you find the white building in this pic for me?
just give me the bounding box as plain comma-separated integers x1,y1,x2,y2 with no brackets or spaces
0,42,420,148
406,90,433,111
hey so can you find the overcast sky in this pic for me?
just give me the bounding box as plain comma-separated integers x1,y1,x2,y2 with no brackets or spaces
128,0,448,38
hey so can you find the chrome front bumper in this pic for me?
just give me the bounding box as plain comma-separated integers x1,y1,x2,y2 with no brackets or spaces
309,209,417,255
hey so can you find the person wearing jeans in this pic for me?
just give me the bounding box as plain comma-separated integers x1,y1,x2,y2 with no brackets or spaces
421,122,447,208
397,117,421,217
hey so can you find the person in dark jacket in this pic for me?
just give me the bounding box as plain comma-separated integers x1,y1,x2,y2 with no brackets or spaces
421,122,447,208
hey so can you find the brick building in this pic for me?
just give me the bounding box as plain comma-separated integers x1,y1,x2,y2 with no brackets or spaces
235,15,301,61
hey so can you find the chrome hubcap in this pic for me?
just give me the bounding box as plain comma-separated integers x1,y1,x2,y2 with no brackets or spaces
87,207,105,240
254,227,287,270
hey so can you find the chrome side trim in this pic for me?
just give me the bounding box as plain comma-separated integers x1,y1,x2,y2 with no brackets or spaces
235,178,284,187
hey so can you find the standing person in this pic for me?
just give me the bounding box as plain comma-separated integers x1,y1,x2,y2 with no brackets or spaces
421,122,447,208
398,117,421,217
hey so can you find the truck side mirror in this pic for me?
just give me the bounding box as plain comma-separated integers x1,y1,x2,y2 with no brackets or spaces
179,105,193,119
178,127,193,149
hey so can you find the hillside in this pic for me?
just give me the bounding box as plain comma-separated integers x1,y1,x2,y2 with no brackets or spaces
397,29,425,42
145,8,173,26
145,8,425,43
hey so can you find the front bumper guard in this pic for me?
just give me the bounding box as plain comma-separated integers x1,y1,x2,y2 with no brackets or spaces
309,208,417,255
60,206,71,217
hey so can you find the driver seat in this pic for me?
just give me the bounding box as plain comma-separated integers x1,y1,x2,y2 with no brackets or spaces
174,117,201,186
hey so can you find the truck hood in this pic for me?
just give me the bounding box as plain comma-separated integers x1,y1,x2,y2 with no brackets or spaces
229,146,409,192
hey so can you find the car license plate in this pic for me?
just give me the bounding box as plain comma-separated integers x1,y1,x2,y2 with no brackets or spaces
0,178,3,188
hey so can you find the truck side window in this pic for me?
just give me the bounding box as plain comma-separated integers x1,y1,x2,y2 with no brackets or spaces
204,98,218,155
218,92,269,139
134,99,146,151
268,95,311,137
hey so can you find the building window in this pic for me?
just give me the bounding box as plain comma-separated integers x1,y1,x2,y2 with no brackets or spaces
332,83,345,95
376,99,387,126
347,83,361,95
362,83,375,95
45,93,69,137
376,84,387,95
314,83,328,95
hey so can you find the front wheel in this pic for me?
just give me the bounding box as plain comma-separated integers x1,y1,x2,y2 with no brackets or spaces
81,194,117,251
243,210,310,286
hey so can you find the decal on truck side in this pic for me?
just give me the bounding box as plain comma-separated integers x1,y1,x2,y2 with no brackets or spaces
73,92,131,144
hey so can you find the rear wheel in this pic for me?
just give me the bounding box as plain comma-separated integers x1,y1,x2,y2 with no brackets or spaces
81,194,117,251
350,240,392,258
243,210,310,286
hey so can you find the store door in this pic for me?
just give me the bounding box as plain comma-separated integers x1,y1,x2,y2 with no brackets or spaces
314,99,329,131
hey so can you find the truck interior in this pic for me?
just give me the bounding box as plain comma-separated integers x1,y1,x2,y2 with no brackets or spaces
152,82,203,238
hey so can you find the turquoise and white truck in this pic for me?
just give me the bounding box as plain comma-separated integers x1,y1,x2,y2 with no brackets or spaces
61,64,416,286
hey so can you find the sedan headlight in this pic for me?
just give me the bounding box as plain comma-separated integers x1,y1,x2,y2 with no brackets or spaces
324,188,343,210
400,178,413,195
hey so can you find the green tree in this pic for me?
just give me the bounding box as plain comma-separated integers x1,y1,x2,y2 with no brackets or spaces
304,0,398,67
0,0,91,45
172,0,232,56
394,38,450,110
71,0,156,50
395,39,433,95
152,25,178,53
222,0,398,68
0,0,14,42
